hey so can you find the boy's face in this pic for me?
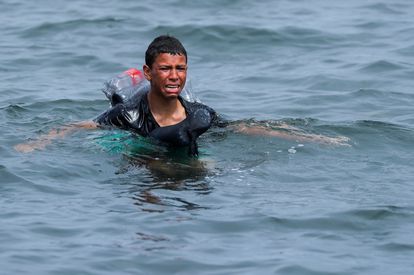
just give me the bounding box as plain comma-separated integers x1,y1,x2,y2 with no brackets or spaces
143,53,187,99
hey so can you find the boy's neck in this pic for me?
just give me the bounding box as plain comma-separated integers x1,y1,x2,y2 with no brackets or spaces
147,91,186,127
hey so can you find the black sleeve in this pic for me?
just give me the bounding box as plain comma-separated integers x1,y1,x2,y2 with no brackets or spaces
191,103,229,128
94,103,132,130
210,109,229,128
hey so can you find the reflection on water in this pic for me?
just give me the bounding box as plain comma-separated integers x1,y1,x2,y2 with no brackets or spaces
126,153,214,212
100,135,217,212
123,153,214,184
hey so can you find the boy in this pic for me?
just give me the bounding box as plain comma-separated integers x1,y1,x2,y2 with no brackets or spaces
15,35,349,154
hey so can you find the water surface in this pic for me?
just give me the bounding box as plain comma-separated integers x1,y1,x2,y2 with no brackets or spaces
1,1,414,274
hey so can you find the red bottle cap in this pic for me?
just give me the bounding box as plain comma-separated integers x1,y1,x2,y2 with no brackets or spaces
123,68,144,86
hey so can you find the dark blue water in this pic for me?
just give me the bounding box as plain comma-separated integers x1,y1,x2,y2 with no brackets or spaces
1,1,414,274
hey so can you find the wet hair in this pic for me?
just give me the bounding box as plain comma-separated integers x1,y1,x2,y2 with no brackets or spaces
145,35,187,68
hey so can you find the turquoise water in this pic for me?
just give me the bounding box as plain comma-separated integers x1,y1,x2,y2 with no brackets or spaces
2,0,414,274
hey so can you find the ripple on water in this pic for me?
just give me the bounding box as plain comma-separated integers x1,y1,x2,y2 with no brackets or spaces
378,242,414,252
262,205,412,234
343,205,411,220
0,164,34,186
19,17,125,39
395,44,414,57
276,265,349,275
151,24,345,51
360,3,405,15
358,60,407,73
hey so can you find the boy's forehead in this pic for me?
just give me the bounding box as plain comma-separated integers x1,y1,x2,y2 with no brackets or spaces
154,53,187,64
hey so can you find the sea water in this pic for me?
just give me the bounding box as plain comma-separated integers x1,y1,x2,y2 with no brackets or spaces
1,0,414,274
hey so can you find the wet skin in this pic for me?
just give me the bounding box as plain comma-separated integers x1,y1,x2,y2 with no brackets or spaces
143,53,188,100
143,53,188,127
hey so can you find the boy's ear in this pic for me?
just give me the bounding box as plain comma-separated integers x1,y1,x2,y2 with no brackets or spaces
143,64,151,81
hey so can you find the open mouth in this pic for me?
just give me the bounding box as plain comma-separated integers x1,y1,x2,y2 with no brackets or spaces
165,84,181,94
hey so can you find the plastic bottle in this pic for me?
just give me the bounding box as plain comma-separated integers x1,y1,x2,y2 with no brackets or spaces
180,78,200,103
102,68,199,105
111,68,145,89
102,68,149,106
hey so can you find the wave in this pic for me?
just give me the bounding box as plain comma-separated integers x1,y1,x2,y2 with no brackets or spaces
0,164,34,185
20,17,124,38
360,3,405,15
358,60,407,73
395,44,414,57
149,24,346,50
0,99,106,130
2,99,105,112
264,205,412,232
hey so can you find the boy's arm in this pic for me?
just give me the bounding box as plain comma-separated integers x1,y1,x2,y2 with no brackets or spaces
233,122,350,146
14,120,98,153
14,102,135,153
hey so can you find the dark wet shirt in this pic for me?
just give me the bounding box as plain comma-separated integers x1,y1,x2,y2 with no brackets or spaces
94,91,219,156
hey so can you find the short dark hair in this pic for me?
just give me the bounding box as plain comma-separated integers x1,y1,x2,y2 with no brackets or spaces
145,35,187,68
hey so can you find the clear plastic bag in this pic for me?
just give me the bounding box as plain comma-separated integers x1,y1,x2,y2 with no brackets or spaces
102,68,199,106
